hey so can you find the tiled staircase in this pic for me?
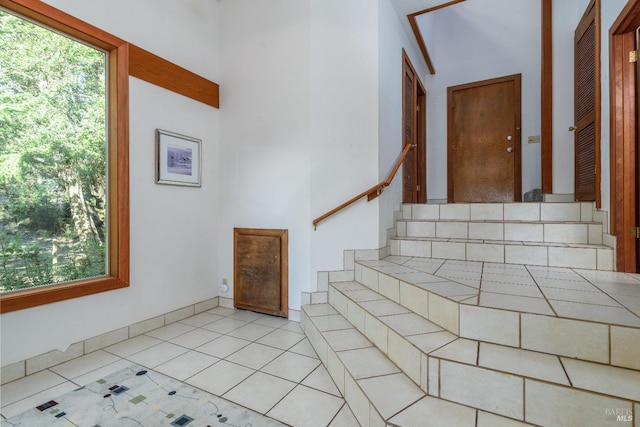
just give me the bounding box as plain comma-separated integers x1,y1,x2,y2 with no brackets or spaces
392,202,614,270
302,202,640,426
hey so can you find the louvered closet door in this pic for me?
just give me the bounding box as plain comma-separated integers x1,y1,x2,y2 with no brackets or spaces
574,0,599,202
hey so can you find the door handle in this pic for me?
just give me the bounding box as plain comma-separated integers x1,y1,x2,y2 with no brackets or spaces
569,126,578,132
506,147,513,153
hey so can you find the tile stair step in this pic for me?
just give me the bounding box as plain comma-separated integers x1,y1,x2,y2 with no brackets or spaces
395,219,603,245
351,259,640,368
402,201,597,223
389,236,614,270
316,275,640,425
301,304,526,427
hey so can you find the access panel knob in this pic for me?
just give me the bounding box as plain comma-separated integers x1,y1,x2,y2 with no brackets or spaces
506,147,513,153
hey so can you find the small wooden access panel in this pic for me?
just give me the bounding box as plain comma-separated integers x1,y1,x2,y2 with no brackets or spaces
233,228,288,317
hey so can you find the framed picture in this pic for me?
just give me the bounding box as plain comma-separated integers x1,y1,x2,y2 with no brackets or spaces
156,129,201,187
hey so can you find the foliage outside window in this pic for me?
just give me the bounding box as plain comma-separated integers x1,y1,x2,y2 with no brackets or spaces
0,0,129,313
0,10,108,292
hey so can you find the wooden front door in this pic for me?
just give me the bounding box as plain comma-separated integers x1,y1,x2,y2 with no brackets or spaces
447,74,522,203
574,0,600,203
234,228,288,317
402,50,427,203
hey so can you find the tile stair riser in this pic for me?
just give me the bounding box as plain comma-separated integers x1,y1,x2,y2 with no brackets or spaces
389,238,614,271
397,220,603,245
402,202,596,223
353,264,638,368
301,310,389,426
325,287,640,423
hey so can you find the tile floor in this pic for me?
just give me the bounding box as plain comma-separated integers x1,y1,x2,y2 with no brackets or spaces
0,307,358,426
361,256,640,327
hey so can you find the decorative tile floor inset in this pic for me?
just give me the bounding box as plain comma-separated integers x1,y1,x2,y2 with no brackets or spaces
1,364,285,427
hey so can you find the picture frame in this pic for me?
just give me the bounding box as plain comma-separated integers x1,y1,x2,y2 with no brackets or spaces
156,129,201,187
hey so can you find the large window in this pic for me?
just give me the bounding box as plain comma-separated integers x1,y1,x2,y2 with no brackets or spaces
0,0,129,313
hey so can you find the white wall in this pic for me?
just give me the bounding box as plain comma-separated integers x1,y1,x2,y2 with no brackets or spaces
418,0,542,200
378,0,429,247
1,0,220,366
308,0,381,276
217,0,311,311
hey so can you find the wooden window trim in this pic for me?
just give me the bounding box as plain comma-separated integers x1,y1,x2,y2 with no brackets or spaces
0,0,130,313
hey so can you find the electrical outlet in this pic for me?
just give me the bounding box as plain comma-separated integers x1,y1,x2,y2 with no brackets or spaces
219,278,229,293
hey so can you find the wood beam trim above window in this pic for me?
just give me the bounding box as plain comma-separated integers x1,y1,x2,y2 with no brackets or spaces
129,44,220,109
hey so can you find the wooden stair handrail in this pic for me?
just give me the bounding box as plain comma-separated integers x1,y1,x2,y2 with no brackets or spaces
313,143,413,230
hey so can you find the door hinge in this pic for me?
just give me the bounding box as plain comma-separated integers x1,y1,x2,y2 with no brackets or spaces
630,50,639,63
416,105,420,112
416,185,420,192
632,227,640,238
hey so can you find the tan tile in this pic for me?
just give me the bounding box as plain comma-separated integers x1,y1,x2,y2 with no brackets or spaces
431,338,478,365
469,222,504,240
428,357,439,396
347,300,366,333
103,335,163,358
154,350,219,380
327,347,346,395
328,404,359,427
479,292,554,315
429,293,460,334
330,288,349,314
378,274,401,302
361,299,410,317
381,312,443,336
169,328,221,349
0,361,25,385
479,343,569,385
440,360,523,419
432,241,466,260
389,396,476,427
505,245,548,266
407,330,458,354
261,351,320,383
165,305,195,324
412,204,440,219
344,374,370,426
549,300,640,327
399,239,432,257
338,347,400,379
256,328,305,350
548,247,597,269
504,203,539,221
303,303,338,317
364,313,389,353
324,328,372,352
178,312,223,327
195,335,250,359
477,411,532,427
400,282,429,318
0,369,67,406
440,204,470,220
127,342,188,368
521,314,609,363
228,323,275,341
540,202,581,221
129,315,164,337
225,343,283,370
358,373,424,419
460,305,519,346
224,372,295,414
313,314,353,332
302,365,341,397
84,327,129,353
388,330,422,384
525,379,633,427
467,243,505,263
26,342,83,375
562,358,640,401
611,326,640,370
268,385,345,426
504,222,543,242
186,360,253,396
288,338,319,359
49,350,121,380
436,222,468,239
406,221,436,238
360,266,379,291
